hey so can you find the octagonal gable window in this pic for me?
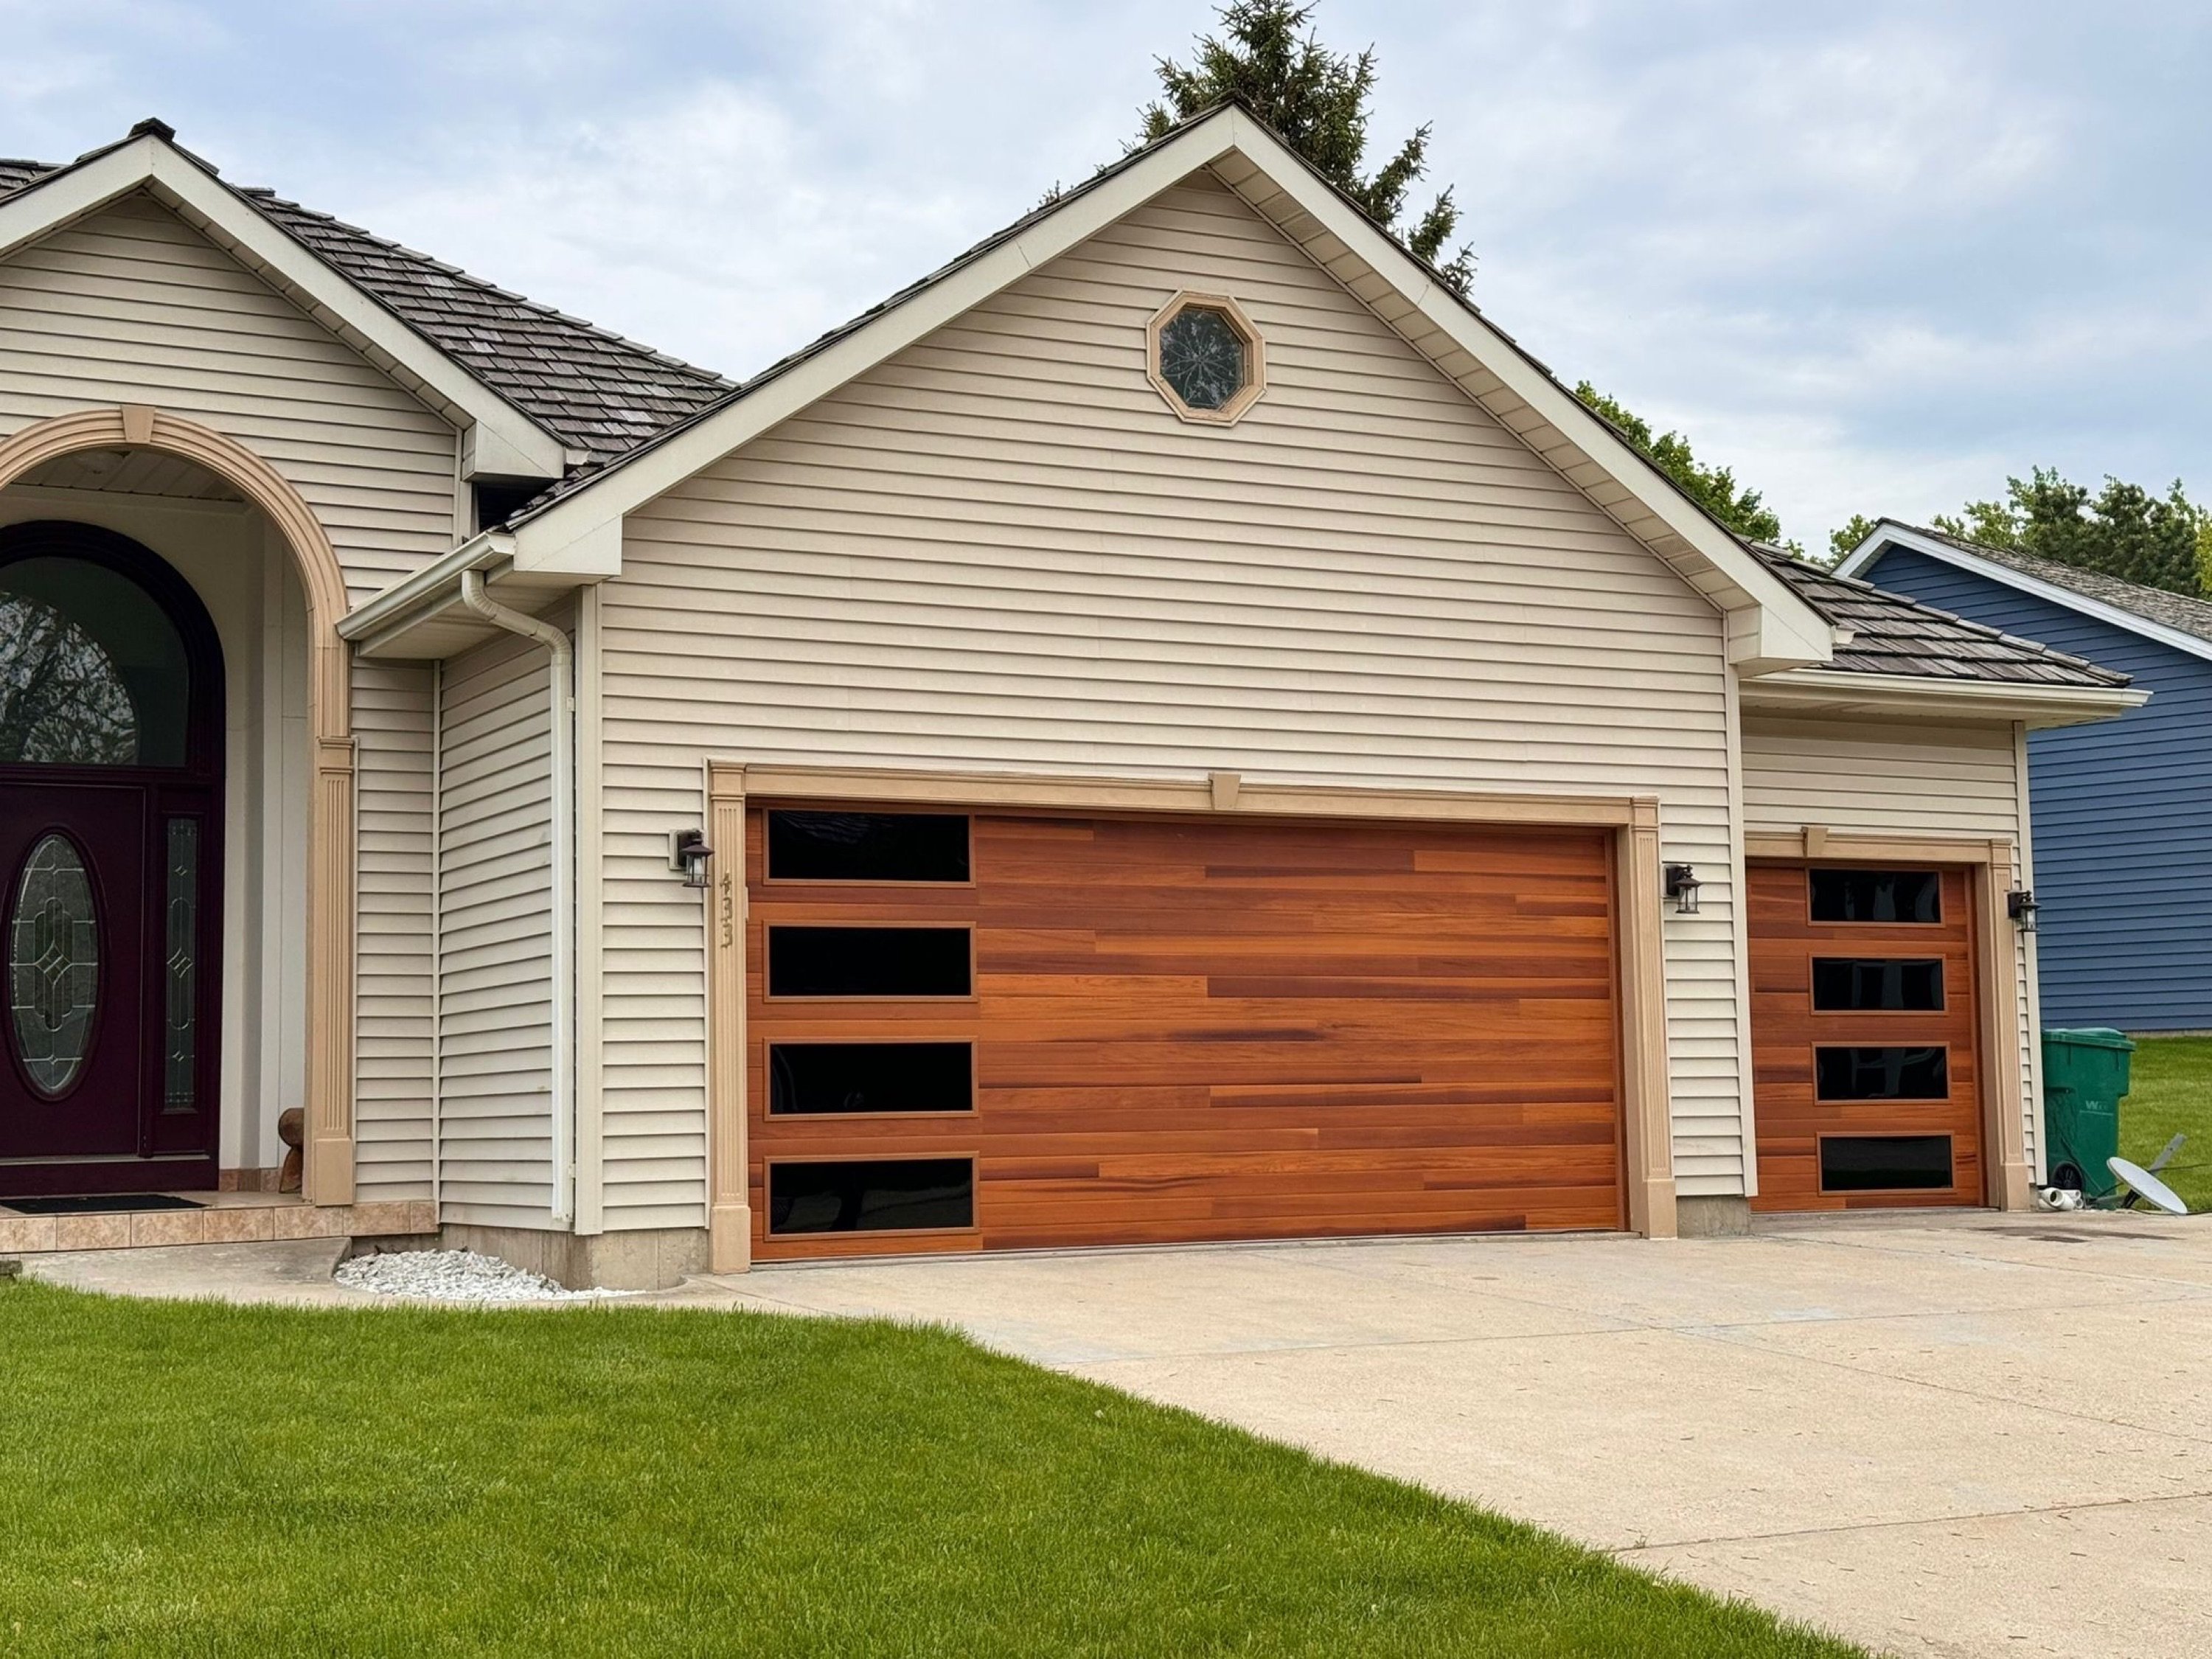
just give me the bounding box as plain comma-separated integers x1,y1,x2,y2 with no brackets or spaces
1147,293,1265,424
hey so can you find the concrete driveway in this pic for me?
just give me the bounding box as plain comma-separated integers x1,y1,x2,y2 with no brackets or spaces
718,1213,2212,1659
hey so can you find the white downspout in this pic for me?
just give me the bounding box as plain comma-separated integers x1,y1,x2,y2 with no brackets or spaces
458,569,576,1227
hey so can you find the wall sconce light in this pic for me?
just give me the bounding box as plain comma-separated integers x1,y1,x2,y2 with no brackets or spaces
1663,863,1701,916
2008,888,2039,933
669,828,714,889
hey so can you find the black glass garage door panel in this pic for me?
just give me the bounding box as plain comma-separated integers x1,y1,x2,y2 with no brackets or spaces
767,811,970,882
768,1158,975,1234
767,927,972,997
1812,958,1945,1012
1809,869,1942,924
1815,1045,1950,1101
1820,1135,1953,1192
769,1043,973,1115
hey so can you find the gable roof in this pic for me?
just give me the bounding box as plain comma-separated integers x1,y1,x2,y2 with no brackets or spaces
437,101,1831,670
0,123,730,473
1750,544,2129,689
1836,519,2212,665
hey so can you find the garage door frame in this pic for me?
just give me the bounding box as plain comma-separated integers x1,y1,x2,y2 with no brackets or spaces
701,761,1677,1271
1745,827,2031,1212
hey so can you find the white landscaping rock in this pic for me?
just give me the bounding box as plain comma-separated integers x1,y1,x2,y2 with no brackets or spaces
334,1248,608,1304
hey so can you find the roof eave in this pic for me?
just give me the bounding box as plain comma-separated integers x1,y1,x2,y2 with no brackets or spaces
0,132,567,479
1739,666,2147,730
1838,521,2212,667
501,105,1832,670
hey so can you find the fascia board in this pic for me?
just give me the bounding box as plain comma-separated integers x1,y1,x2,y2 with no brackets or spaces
1840,523,2212,667
509,114,1249,570
1739,666,2148,729
0,137,566,480
1205,108,1829,671
336,532,514,643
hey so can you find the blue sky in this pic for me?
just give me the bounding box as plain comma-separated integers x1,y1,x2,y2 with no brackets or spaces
4,1,2206,551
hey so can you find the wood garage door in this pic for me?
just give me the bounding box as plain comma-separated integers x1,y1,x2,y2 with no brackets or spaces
746,805,1626,1259
1749,863,1984,1210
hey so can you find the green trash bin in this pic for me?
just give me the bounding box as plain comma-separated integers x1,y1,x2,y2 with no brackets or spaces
2041,1027,2135,1197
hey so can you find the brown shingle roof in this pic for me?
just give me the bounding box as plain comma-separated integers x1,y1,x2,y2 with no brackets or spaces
1750,544,2130,689
0,155,732,465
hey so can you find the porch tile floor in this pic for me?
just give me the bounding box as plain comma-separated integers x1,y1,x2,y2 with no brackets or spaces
0,1194,434,1255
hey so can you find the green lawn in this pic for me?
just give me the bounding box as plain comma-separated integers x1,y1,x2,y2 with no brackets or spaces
2121,1034,2212,1211
0,1283,1857,1658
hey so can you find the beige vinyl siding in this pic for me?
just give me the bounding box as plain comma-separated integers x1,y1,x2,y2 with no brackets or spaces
436,630,556,1228
596,170,1747,1228
353,661,434,1199
0,190,460,1189
1740,712,2038,1166
0,192,459,599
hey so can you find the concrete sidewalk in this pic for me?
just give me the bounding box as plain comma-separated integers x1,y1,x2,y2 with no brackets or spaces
714,1214,2212,1659
18,1213,2211,1657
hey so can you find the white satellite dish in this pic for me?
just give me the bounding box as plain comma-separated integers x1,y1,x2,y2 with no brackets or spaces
2107,1157,2190,1217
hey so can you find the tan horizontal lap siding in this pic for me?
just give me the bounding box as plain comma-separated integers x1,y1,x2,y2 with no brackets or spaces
354,661,434,1198
597,172,1740,1230
437,630,556,1227
1740,712,2037,1170
0,192,463,1194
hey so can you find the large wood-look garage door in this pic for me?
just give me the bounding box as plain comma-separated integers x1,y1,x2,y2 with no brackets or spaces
1749,863,1984,1210
746,805,1625,1259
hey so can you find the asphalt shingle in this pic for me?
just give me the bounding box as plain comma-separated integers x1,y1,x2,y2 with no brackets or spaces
0,157,731,466
1752,544,2131,690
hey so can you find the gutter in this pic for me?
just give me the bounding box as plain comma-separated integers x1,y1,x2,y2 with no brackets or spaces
457,568,577,1227
336,530,514,648
1739,667,2149,729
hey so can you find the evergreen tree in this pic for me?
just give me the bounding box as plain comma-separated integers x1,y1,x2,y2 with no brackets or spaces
1874,469,2209,597
1138,1,1472,291
1573,383,1787,546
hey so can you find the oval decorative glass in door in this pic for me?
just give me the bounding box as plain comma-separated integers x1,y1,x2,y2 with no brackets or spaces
7,833,100,1097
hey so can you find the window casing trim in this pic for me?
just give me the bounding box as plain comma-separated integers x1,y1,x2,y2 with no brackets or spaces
1146,291,1267,425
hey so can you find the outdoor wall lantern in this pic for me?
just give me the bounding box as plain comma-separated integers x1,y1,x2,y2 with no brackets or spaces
2008,888,2039,933
1663,863,1702,916
669,828,714,888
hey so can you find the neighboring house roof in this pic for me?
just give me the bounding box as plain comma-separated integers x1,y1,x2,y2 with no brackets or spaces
1837,519,2212,664
0,136,731,467
1750,544,2132,689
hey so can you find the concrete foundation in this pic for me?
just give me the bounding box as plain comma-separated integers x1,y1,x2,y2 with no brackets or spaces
438,1224,710,1291
1672,1195,1752,1237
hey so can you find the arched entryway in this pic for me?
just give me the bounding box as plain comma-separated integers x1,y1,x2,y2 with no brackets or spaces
1,522,226,1192
0,408,358,1205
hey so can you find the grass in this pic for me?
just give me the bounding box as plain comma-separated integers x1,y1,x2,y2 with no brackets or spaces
2121,1034,2212,1211
0,1283,1860,1658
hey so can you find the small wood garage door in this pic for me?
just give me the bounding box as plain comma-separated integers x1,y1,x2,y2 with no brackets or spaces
1749,863,1983,1210
746,805,1626,1259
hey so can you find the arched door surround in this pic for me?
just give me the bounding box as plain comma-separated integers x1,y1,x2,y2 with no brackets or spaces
0,408,357,1203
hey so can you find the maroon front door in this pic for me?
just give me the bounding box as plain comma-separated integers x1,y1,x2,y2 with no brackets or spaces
1,523,223,1195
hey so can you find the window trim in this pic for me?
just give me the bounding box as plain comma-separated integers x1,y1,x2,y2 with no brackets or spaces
1809,956,1949,1016
1146,291,1267,425
761,1152,982,1238
760,807,975,888
762,1037,979,1119
1816,1131,1955,1194
1805,866,1946,927
760,922,978,1004
1812,1043,1952,1103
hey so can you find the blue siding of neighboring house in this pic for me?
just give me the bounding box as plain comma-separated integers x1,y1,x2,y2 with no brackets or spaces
1860,545,2212,1030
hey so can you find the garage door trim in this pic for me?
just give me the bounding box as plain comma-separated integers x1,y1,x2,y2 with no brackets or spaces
703,761,1677,1271
1745,827,2029,1212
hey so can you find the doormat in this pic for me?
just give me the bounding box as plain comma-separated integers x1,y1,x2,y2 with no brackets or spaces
0,1194,207,1216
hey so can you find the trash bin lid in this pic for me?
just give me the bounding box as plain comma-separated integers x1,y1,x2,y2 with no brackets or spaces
2043,1026,2137,1051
